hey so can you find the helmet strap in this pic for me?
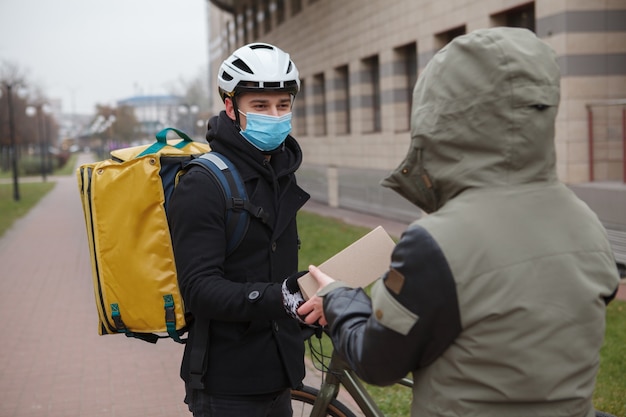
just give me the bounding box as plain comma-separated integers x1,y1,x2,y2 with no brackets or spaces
229,95,242,129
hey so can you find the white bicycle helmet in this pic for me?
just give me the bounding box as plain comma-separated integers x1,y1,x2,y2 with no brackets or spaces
218,43,300,102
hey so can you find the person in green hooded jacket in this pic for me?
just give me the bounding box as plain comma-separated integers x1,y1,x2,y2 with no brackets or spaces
296,27,621,417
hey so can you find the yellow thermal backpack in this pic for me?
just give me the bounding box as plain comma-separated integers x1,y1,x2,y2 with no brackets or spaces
77,127,253,343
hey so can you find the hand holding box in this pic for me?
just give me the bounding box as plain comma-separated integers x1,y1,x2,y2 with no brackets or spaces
298,226,396,299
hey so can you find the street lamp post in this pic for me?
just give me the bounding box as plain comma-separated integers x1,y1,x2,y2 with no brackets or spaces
105,114,116,153
197,118,206,135
41,104,51,180
2,82,20,201
90,115,106,158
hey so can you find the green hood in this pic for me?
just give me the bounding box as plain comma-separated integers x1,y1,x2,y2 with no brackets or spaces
382,27,561,213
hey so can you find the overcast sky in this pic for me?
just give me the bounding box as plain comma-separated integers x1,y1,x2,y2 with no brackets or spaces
0,0,208,115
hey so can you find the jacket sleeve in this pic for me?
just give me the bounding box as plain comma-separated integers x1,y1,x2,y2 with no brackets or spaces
168,168,286,322
322,224,462,385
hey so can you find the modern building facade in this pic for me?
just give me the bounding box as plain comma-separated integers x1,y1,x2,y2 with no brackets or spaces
205,0,626,268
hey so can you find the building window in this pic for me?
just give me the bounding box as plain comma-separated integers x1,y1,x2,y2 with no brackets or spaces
491,2,536,32
276,0,285,25
293,79,307,136
251,4,259,39
225,22,233,54
263,0,272,33
237,11,248,43
313,73,327,136
334,65,350,135
393,42,417,132
236,12,244,45
362,55,381,133
291,0,302,16
243,9,250,43
435,25,466,49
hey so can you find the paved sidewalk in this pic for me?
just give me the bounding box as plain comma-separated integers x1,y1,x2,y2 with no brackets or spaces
0,153,189,417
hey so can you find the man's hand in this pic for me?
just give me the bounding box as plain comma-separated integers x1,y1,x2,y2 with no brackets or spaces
281,271,307,323
297,265,335,327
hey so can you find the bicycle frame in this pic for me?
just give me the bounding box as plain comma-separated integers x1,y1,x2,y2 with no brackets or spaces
309,349,414,417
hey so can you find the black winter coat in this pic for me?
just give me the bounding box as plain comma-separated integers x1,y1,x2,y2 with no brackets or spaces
168,111,310,395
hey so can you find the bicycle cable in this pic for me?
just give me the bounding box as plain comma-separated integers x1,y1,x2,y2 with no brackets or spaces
306,331,338,383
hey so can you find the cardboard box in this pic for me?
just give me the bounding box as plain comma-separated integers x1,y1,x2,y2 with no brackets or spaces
298,226,396,299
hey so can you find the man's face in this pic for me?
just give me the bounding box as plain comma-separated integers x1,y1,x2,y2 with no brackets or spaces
226,92,292,130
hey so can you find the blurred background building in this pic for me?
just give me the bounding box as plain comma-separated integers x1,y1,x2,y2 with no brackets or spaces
205,0,626,273
116,95,182,139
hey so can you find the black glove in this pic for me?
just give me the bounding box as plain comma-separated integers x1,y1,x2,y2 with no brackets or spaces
281,271,307,323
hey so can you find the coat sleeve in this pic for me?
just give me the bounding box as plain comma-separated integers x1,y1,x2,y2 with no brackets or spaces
168,168,286,322
322,224,462,385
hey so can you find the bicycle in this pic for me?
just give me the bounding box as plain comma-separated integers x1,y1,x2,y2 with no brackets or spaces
290,331,413,417
290,331,619,417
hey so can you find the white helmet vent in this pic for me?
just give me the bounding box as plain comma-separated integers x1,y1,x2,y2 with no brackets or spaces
231,59,253,74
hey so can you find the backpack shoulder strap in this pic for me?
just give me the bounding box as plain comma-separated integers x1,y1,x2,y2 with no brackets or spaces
182,152,267,390
186,152,268,255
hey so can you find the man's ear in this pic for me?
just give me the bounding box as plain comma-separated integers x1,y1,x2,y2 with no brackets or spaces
225,97,237,121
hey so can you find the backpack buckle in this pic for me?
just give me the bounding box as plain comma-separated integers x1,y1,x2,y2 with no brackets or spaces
231,197,245,211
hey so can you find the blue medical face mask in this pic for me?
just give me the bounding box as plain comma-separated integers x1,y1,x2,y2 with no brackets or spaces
238,111,292,152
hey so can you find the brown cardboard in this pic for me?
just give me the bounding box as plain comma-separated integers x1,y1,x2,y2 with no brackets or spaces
298,226,396,299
